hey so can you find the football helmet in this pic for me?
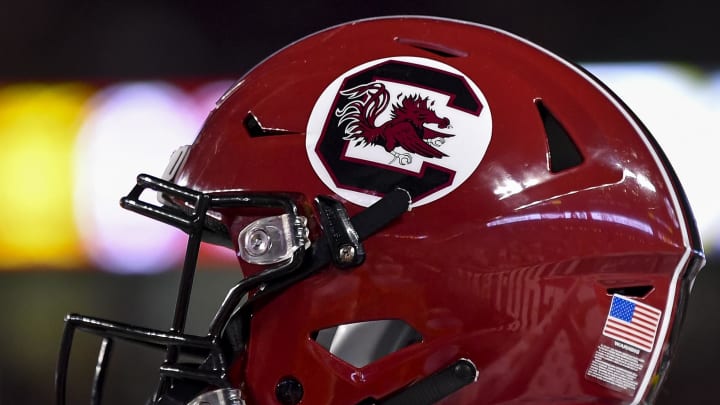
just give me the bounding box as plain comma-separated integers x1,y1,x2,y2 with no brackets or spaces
56,16,705,405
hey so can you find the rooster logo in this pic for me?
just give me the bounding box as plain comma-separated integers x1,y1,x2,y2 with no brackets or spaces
335,82,454,166
306,56,492,208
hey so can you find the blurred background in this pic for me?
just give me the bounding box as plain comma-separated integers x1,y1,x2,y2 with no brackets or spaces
1,1,718,404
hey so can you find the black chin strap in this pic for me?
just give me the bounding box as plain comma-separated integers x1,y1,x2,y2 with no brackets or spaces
373,359,477,405
248,188,411,303
351,188,413,239
311,192,478,405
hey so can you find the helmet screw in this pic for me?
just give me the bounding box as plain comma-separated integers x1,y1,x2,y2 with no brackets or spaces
338,245,356,264
276,376,303,405
453,359,477,381
246,228,271,256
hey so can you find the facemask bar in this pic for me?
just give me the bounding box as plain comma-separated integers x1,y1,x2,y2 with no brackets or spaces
55,174,308,405
56,174,412,405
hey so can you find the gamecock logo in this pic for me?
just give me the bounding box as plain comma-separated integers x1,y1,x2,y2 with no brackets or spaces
306,57,492,207
336,82,453,166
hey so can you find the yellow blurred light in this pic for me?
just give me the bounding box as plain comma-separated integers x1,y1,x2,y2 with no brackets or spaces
0,83,92,269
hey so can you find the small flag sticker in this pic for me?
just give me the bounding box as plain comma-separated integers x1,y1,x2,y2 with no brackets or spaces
602,295,662,352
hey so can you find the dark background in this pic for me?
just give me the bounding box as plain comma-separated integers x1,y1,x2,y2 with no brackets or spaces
0,1,718,404
2,0,719,80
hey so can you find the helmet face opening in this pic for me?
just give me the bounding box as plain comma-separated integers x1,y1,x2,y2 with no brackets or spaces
56,16,704,405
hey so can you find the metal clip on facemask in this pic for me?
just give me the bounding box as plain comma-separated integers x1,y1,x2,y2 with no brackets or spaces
237,214,311,266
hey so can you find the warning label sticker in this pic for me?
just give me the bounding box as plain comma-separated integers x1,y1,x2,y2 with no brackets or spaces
586,342,645,393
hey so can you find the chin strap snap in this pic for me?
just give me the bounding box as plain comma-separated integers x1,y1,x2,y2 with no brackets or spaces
315,195,366,268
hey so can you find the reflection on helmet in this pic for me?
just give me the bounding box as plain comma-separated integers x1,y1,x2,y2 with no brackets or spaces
56,16,705,405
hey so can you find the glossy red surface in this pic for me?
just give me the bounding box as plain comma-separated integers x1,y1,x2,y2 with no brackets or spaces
173,17,701,404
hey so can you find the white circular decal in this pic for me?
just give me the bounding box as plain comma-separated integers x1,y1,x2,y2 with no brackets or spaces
306,56,492,207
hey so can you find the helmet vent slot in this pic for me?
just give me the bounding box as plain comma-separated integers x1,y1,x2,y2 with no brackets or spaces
311,319,423,368
606,285,654,298
394,37,468,58
535,99,584,173
243,112,299,137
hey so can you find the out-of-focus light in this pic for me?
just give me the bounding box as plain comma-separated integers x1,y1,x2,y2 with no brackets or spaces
2,68,718,272
0,84,91,269
586,63,720,251
73,82,204,273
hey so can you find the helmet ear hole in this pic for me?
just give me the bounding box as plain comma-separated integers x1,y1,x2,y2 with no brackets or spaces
535,99,584,173
312,320,423,368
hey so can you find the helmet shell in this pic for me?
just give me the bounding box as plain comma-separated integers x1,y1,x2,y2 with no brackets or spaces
173,16,702,405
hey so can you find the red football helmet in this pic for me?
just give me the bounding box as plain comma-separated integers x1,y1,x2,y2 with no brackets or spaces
56,16,704,405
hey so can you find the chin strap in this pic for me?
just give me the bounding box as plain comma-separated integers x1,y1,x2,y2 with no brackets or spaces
372,359,478,405
247,188,412,304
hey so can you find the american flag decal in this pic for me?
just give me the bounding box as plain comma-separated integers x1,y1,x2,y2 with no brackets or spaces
602,295,662,352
